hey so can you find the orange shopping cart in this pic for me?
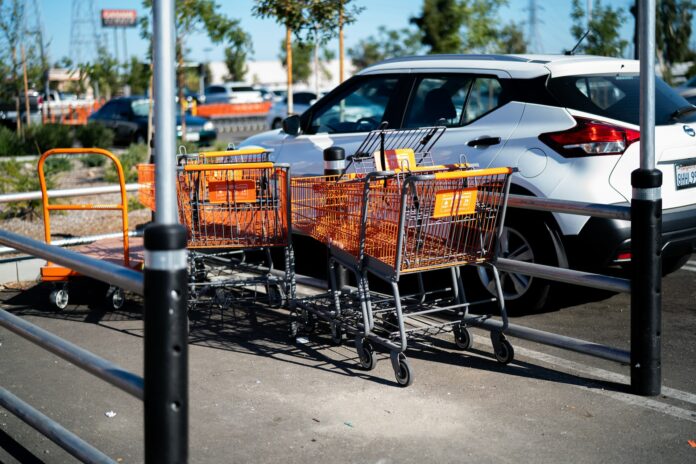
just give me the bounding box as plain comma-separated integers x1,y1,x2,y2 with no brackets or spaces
138,148,294,312
39,148,143,310
294,166,515,386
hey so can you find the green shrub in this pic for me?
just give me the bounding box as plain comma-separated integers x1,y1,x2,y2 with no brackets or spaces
0,159,55,219
23,124,73,155
81,154,107,167
75,122,114,150
0,126,24,157
106,143,148,183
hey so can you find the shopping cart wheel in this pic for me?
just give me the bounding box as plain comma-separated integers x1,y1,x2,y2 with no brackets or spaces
492,333,514,365
453,325,472,351
107,287,125,310
391,352,413,387
330,323,343,346
302,309,316,333
49,287,69,310
288,319,300,339
355,338,376,371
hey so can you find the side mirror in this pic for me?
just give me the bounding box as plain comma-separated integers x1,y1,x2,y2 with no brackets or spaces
282,114,301,136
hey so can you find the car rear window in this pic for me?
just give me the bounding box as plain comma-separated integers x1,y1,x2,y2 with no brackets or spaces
547,74,696,125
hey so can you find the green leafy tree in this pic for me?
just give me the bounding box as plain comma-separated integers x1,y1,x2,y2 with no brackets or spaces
462,0,510,52
124,57,151,95
141,0,250,133
497,22,527,54
279,39,312,84
85,46,121,99
348,26,423,70
570,0,628,57
411,0,466,53
0,0,25,130
656,0,695,84
224,45,248,82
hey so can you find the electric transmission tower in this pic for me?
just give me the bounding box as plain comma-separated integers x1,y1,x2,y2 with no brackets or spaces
527,0,544,54
69,0,102,65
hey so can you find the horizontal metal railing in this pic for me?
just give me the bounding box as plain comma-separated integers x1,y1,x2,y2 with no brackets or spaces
0,229,146,462
0,183,140,204
0,388,116,464
0,309,144,399
0,229,143,294
506,194,631,220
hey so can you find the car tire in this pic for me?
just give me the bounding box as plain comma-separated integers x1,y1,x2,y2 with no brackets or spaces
473,212,561,314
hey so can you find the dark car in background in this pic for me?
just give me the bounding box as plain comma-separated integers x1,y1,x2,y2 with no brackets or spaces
88,96,217,146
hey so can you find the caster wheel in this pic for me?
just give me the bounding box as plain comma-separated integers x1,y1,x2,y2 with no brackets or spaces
108,287,125,310
493,337,514,365
330,324,343,346
49,288,69,310
356,338,376,371
453,325,472,350
288,319,300,339
393,353,413,387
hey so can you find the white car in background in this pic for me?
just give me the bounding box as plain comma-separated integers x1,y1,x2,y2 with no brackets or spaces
265,91,319,129
241,54,696,312
203,83,264,104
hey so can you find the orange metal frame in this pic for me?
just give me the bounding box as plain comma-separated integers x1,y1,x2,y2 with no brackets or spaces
38,148,131,281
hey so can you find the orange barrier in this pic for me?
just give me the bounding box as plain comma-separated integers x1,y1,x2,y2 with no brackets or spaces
42,100,102,126
195,101,272,118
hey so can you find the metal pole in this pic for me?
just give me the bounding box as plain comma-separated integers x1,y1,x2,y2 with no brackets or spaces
631,0,661,396
146,1,189,462
324,146,348,289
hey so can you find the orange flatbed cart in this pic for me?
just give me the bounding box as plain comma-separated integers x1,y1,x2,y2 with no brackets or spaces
38,148,143,310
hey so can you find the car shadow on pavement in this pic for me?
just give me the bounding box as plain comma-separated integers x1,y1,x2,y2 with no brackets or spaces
1,283,628,392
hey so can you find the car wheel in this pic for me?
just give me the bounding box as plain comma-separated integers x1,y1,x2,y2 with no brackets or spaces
475,213,560,314
271,118,282,129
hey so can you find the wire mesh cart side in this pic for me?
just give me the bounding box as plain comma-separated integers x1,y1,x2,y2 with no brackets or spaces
177,147,274,166
38,148,143,310
348,125,446,174
324,167,515,386
178,161,295,311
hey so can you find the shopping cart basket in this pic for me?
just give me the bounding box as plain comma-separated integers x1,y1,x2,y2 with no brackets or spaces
39,148,143,310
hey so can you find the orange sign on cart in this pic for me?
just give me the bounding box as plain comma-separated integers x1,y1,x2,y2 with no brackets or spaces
208,179,256,203
433,188,477,218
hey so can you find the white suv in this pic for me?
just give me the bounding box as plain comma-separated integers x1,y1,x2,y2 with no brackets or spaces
240,54,696,311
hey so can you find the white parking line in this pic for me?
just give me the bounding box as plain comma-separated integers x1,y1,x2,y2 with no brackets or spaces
472,334,696,423
682,264,696,273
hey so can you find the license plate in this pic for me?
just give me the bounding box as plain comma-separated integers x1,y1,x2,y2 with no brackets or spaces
675,159,696,190
185,132,200,142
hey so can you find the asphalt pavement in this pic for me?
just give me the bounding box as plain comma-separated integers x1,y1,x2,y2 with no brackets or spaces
1,257,695,463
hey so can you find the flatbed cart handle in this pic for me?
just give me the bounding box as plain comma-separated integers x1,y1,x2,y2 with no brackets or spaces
37,148,131,267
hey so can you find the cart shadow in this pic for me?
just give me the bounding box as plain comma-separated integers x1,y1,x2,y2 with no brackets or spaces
2,284,628,392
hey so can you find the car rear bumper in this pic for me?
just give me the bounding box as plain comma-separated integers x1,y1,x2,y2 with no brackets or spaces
567,202,696,270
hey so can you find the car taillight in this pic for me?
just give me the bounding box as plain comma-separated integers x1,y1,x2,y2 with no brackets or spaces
539,117,640,157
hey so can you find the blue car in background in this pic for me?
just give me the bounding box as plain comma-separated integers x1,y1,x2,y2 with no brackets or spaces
88,96,217,146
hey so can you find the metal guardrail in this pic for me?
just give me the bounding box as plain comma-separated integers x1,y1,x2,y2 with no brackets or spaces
506,194,631,220
0,231,141,256
0,183,139,204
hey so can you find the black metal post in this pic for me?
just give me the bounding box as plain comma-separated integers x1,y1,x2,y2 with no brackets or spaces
630,168,662,396
324,146,348,289
144,223,188,462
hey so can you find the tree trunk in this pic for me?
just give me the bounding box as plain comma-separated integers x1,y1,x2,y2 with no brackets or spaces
339,3,345,83
177,37,187,139
314,30,319,97
286,26,294,115
21,45,31,128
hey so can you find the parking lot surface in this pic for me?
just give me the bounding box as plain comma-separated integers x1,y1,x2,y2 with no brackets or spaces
1,259,695,463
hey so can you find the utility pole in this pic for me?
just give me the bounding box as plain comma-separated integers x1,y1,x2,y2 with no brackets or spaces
527,0,543,53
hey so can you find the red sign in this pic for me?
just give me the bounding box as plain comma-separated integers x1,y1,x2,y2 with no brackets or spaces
101,9,137,27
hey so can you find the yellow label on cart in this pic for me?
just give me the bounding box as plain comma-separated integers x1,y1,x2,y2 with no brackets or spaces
208,179,256,203
433,188,477,218
374,148,416,171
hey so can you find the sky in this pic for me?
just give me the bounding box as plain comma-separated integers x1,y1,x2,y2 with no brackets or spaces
38,0,646,66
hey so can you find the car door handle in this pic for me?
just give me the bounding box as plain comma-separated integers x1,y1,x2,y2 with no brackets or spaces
467,136,501,147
